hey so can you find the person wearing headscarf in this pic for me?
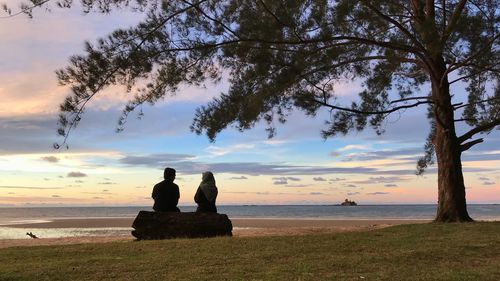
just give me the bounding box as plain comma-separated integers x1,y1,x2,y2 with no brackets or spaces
194,171,218,213
152,167,180,212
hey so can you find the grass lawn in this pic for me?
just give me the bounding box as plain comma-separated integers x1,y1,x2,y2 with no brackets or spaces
0,222,499,281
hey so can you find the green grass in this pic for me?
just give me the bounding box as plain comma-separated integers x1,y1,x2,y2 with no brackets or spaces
0,222,499,281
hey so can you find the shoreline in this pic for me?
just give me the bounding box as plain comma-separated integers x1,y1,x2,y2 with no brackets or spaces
0,217,430,229
0,218,430,249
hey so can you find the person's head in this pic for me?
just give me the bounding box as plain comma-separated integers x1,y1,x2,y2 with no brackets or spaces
164,168,176,182
201,171,215,183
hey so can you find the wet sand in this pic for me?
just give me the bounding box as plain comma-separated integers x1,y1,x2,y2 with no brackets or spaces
0,218,428,249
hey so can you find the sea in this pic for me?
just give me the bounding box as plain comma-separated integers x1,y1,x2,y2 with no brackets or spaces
0,204,499,239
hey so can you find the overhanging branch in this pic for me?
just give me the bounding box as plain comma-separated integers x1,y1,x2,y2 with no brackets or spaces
0,0,51,19
460,138,484,152
361,1,427,54
312,99,430,115
441,0,467,43
453,97,500,110
458,118,500,144
442,33,500,85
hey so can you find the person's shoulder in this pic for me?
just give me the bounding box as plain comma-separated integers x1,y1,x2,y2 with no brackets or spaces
154,180,165,187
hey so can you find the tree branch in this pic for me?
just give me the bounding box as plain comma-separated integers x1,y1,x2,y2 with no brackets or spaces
390,96,431,104
0,0,51,19
361,1,426,54
460,138,483,152
441,0,446,33
312,98,430,115
453,97,500,110
442,33,500,83
257,0,304,43
441,0,467,43
181,0,241,40
56,64,122,148
458,118,500,143
454,118,475,122
449,69,492,85
57,0,212,148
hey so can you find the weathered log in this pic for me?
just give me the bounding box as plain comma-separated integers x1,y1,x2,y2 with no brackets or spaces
131,211,232,240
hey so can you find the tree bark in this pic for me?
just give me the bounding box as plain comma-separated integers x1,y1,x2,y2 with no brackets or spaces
434,126,473,222
431,60,473,222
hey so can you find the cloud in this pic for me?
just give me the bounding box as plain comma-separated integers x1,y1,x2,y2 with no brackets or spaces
67,171,88,178
309,192,324,195
483,181,496,186
341,148,423,162
51,195,61,198
119,153,195,166
350,176,406,185
313,177,327,181
206,143,256,156
272,177,301,185
119,153,416,176
98,182,117,185
286,184,310,188
347,192,360,196
329,178,346,182
0,185,63,190
0,105,200,156
273,177,288,185
75,180,85,183
253,191,304,196
0,114,59,155
479,177,490,181
337,144,500,165
346,184,357,188
338,145,369,152
41,156,59,163
366,192,389,195
384,184,398,187
229,176,248,180
461,150,500,162
330,145,370,157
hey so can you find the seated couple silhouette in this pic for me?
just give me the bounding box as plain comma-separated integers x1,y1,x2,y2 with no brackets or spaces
152,167,218,213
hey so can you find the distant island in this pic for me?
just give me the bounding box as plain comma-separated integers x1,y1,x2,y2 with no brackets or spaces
340,199,357,206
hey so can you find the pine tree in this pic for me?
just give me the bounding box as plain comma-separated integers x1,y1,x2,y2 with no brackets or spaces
13,0,497,222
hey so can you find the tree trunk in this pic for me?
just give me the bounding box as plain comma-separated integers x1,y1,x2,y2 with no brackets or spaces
434,126,473,222
431,62,473,222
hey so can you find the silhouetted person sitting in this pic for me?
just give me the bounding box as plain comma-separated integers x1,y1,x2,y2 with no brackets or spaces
152,167,180,212
194,171,218,213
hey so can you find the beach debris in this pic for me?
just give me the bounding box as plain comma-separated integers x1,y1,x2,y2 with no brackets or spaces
131,211,232,240
26,232,39,239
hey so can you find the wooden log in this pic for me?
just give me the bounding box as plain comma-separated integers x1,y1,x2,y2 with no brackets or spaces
131,211,233,240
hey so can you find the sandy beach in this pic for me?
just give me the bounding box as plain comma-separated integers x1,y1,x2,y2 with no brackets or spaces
0,218,428,249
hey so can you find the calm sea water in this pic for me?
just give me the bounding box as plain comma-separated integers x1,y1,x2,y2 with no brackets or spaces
0,204,498,239
1,204,500,223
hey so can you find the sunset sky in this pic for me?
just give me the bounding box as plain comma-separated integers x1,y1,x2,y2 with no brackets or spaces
1,2,499,207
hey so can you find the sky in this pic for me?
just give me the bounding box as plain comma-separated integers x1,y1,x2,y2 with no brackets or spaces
0,2,499,207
